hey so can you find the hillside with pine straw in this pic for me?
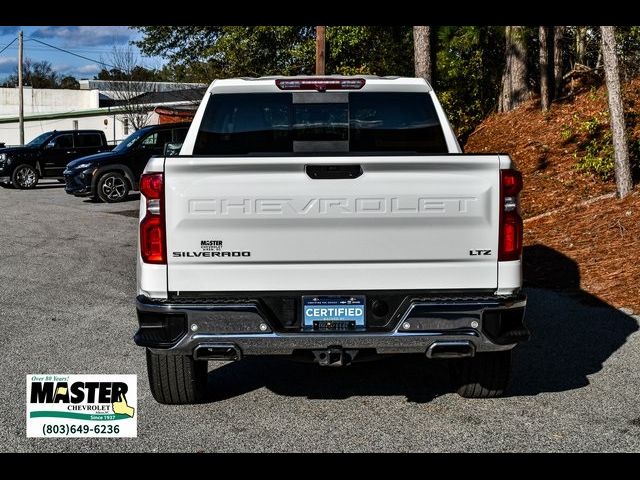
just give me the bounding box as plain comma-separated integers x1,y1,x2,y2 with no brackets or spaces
466,81,640,312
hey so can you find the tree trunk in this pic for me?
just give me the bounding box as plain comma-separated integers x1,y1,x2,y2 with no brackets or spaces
413,26,432,83
600,26,633,198
479,26,488,105
553,26,565,97
576,26,587,66
539,26,553,111
499,26,529,112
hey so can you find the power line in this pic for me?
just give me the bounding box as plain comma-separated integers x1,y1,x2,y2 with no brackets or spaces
27,38,116,69
0,37,17,56
2,45,117,55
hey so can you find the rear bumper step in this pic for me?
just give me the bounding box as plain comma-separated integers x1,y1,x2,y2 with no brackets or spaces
135,292,528,357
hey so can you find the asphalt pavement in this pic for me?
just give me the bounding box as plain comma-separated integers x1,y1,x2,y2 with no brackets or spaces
1,180,639,452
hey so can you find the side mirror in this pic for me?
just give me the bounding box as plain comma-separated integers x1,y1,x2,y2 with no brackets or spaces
45,141,56,149
164,143,183,157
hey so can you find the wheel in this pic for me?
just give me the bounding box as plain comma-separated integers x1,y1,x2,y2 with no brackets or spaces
11,164,39,189
449,350,512,398
146,349,208,404
96,171,129,203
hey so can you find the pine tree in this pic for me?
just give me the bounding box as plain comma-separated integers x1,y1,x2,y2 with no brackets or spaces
413,26,433,83
499,26,530,112
600,26,633,198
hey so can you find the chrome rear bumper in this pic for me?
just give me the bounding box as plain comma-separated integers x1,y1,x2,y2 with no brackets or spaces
135,292,528,357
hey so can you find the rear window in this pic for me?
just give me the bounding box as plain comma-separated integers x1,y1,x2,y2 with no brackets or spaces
194,92,447,155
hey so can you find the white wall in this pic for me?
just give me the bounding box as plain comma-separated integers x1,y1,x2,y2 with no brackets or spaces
79,80,206,99
0,88,100,117
0,111,159,146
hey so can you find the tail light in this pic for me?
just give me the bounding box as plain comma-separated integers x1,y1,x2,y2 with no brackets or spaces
499,169,523,262
139,173,166,264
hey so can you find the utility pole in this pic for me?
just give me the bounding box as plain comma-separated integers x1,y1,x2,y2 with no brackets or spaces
18,30,24,146
315,26,325,75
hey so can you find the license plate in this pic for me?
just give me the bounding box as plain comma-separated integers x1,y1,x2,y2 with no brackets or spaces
302,296,365,331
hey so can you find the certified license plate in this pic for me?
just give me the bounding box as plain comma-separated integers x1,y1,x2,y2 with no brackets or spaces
302,296,366,331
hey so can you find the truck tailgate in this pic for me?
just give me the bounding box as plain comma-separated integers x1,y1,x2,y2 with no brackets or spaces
164,155,500,292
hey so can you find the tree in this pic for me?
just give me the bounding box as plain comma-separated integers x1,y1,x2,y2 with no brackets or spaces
3,60,80,90
133,26,223,67
600,26,633,198
609,26,640,81
134,26,414,81
539,26,553,111
413,26,433,82
436,26,504,140
135,26,314,78
499,26,530,112
133,26,553,137
101,46,154,130
326,26,413,76
59,76,79,89
553,26,565,97
576,26,588,66
96,65,163,82
2,58,59,88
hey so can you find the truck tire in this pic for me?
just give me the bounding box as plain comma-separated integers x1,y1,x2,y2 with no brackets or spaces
11,164,39,189
146,350,208,404
96,171,130,203
450,350,512,398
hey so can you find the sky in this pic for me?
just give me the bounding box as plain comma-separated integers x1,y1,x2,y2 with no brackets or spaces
0,26,164,80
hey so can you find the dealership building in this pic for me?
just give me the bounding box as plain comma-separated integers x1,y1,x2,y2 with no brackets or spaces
0,80,205,147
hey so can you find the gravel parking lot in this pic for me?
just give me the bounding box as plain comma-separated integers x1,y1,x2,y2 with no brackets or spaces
1,180,640,452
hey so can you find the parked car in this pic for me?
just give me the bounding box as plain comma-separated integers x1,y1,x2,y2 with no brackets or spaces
134,76,528,404
0,130,112,189
63,123,190,203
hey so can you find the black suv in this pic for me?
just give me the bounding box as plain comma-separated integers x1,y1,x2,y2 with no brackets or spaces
0,130,111,189
64,122,190,203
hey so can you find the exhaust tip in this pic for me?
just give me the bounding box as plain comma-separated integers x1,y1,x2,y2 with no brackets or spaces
194,343,242,361
426,341,475,359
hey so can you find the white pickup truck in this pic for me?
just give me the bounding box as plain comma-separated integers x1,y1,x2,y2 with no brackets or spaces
134,76,528,404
